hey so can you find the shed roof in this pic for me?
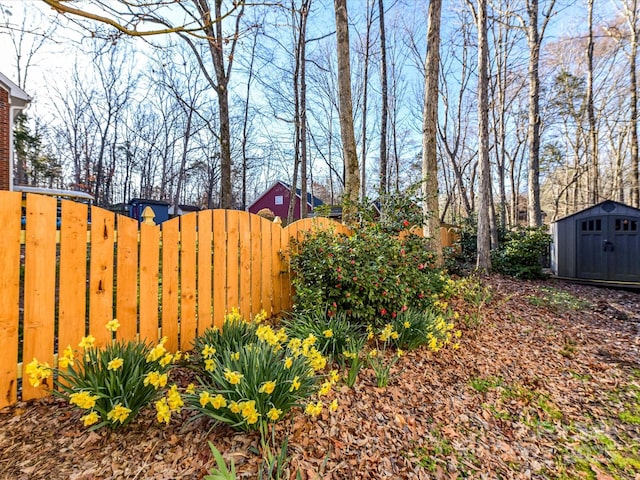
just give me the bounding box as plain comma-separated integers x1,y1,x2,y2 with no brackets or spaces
128,198,170,206
552,200,640,224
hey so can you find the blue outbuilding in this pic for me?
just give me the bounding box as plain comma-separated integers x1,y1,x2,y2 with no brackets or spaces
127,198,171,225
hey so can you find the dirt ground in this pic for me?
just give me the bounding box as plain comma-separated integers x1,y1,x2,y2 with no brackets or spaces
1,276,639,479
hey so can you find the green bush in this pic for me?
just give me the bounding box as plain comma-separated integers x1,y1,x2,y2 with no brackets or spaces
289,227,446,327
492,227,551,279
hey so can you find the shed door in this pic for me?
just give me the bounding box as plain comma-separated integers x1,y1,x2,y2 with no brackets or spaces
610,216,640,282
577,215,640,282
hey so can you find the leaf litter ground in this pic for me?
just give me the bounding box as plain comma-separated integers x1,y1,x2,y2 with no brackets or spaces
1,276,639,479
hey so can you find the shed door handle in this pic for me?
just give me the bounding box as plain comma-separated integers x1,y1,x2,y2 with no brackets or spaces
603,240,615,252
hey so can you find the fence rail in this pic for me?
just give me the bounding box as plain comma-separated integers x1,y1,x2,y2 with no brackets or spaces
0,192,457,408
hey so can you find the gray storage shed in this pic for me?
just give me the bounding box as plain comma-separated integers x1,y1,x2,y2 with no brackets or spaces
551,200,640,285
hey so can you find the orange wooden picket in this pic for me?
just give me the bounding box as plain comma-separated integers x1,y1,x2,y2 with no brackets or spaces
0,191,459,409
0,193,21,407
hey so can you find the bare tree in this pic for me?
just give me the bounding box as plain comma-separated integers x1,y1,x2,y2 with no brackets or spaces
421,0,443,266
586,0,599,204
379,0,389,195
473,0,492,271
41,0,245,208
520,0,557,226
334,0,360,217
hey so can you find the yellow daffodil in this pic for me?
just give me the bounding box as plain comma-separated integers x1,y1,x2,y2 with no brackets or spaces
146,342,167,363
223,369,243,385
259,381,277,395
245,411,260,424
78,335,96,349
276,328,288,344
199,391,212,407
185,383,196,394
107,403,131,424
155,398,171,424
211,394,227,409
58,355,73,369
167,385,183,411
288,338,302,353
307,349,327,371
69,391,99,410
230,352,240,361
81,411,100,427
144,371,168,389
105,319,120,332
290,376,301,392
225,307,243,323
205,359,215,372
240,400,257,418
302,334,317,349
305,401,323,417
267,407,282,421
254,310,268,323
403,321,411,329
318,381,332,396
58,345,75,369
329,399,339,413
323,329,333,338
202,345,216,358
159,353,174,367
284,357,293,369
229,401,241,414
107,357,124,371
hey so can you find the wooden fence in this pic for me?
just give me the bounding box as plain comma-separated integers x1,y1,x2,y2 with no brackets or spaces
0,192,458,408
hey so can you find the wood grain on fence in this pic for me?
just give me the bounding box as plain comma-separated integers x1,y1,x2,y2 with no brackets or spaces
0,193,22,407
0,191,459,409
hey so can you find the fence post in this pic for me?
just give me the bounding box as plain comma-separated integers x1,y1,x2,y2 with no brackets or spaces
142,206,156,225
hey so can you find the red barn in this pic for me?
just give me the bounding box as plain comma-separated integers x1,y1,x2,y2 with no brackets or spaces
0,72,31,191
247,180,324,222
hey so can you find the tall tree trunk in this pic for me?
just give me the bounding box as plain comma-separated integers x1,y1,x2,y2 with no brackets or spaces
299,0,310,218
586,0,598,204
205,0,245,209
174,106,194,210
476,0,492,272
334,0,360,219
241,24,259,211
492,16,509,227
422,0,443,266
629,0,640,207
526,0,542,226
379,0,389,195
288,2,303,223
360,0,373,200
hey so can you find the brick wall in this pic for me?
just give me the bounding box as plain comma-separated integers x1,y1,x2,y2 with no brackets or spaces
0,88,9,191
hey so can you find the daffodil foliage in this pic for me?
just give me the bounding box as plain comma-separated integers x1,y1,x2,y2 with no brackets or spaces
27,323,182,430
186,312,338,432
